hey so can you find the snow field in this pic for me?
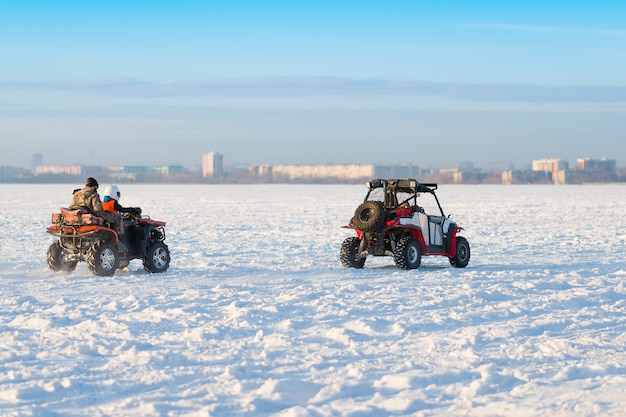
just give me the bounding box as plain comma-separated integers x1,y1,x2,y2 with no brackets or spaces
0,183,625,416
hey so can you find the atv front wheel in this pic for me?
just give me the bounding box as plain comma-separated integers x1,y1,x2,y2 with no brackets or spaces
340,236,365,268
47,241,78,272
449,236,470,268
87,241,119,276
144,241,170,273
352,201,385,232
394,237,421,270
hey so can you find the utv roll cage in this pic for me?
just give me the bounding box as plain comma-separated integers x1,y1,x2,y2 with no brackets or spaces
363,179,445,217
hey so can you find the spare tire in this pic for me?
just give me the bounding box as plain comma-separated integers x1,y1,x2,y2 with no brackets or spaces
352,201,385,231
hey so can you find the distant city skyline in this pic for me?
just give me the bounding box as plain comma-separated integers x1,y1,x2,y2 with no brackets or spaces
25,152,623,173
17,155,621,186
1,1,625,169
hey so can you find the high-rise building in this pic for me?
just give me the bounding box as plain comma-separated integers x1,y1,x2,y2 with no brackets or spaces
577,158,616,172
31,153,43,174
532,158,568,172
202,152,224,178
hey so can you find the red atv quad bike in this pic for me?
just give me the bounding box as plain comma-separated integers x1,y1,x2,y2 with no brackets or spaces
46,207,171,276
340,179,470,270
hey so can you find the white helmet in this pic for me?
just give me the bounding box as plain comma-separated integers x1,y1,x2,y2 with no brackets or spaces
103,184,121,201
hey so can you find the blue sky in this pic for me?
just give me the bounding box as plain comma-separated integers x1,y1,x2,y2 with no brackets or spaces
1,1,625,170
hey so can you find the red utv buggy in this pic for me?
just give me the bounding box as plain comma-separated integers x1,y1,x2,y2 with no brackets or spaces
341,179,470,270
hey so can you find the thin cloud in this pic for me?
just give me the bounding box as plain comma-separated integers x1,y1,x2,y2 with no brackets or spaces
453,23,626,37
0,78,152,94
2,77,626,103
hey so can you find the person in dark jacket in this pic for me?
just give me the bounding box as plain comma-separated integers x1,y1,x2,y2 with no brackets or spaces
70,177,123,234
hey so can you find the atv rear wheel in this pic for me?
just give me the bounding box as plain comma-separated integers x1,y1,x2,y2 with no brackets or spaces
449,236,470,268
352,201,385,232
87,241,118,276
47,241,78,272
144,241,170,273
340,236,365,268
394,237,421,270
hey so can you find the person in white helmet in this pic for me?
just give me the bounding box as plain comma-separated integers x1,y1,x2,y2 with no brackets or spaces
101,185,142,218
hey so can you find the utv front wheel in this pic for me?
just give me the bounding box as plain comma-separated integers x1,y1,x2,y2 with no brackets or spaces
47,241,78,272
449,236,470,268
87,241,118,276
340,236,365,268
144,241,170,273
394,237,421,270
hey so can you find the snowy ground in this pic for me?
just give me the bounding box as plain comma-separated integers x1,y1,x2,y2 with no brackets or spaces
1,183,625,417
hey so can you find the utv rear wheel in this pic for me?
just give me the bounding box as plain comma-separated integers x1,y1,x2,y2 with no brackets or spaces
87,241,118,276
340,236,365,268
352,201,385,232
47,241,78,272
449,236,470,268
394,237,421,270
144,241,170,273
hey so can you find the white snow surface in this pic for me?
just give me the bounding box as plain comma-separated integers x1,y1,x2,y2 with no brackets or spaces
1,183,625,417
